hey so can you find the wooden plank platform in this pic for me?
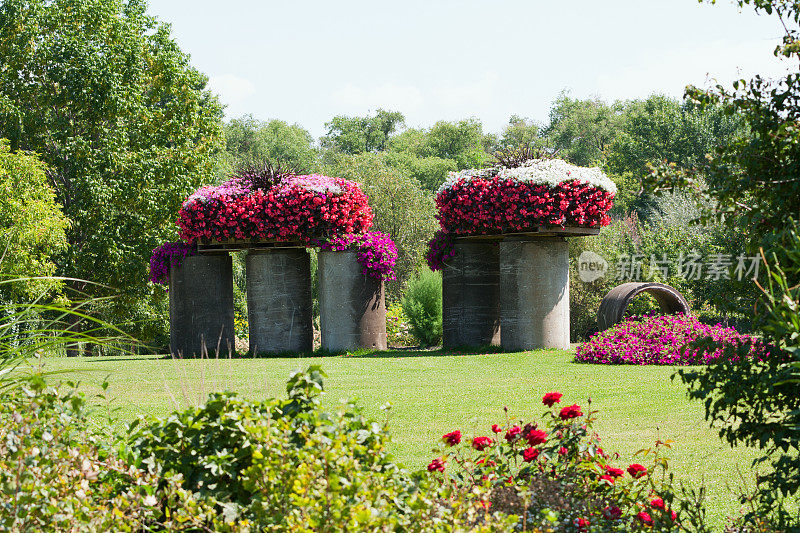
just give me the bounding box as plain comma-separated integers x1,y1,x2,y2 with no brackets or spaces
197,238,305,253
454,226,601,242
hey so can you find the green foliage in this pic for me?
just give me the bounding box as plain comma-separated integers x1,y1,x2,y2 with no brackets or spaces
387,118,492,170
322,153,437,300
130,365,516,531
219,115,318,179
386,301,414,347
646,0,800,526
0,140,68,300
542,93,621,167
402,268,443,347
382,151,457,192
321,109,405,154
0,0,224,345
678,226,800,523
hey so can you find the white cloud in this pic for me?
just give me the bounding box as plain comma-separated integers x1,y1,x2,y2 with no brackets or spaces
207,74,256,115
330,82,424,112
595,39,791,102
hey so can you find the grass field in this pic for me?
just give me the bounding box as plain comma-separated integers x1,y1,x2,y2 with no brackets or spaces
41,348,759,527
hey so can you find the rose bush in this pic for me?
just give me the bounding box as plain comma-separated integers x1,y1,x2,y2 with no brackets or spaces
434,159,616,236
574,314,766,365
426,391,691,530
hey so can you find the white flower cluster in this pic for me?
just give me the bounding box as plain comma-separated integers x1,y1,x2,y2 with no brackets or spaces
437,158,618,196
280,174,343,195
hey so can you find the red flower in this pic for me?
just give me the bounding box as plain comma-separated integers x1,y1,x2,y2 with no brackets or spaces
627,463,648,478
650,497,665,509
505,425,522,442
604,465,624,478
599,474,615,485
442,430,462,446
574,517,589,531
559,404,583,420
603,505,622,519
526,429,547,446
558,446,568,456
472,436,493,451
670,510,678,521
427,458,445,472
637,511,654,525
542,392,563,407
522,447,540,462
491,424,502,433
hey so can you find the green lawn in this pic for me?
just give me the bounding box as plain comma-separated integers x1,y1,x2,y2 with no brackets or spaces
41,349,757,527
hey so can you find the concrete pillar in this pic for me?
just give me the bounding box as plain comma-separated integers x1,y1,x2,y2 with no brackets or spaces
169,253,235,357
246,248,313,354
318,250,387,352
500,238,570,351
442,242,501,348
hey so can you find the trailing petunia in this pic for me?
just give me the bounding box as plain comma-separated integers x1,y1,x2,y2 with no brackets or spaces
318,231,398,281
149,241,197,285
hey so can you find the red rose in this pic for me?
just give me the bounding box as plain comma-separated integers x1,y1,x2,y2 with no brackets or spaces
427,458,445,472
491,424,502,433
505,425,522,442
442,430,462,446
522,447,540,462
542,392,563,407
526,429,547,446
627,463,648,478
472,436,493,451
558,446,568,456
637,511,654,525
605,466,624,478
559,404,583,420
574,517,589,531
650,497,665,509
670,510,678,521
599,474,615,485
603,505,622,519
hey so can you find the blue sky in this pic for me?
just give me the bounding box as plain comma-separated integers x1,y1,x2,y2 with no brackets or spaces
147,0,790,137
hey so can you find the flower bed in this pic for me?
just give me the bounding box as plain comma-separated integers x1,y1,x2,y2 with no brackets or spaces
177,174,373,244
574,314,765,365
149,241,197,285
435,159,616,235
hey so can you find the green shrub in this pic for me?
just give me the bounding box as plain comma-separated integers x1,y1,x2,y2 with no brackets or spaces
130,366,516,531
386,301,415,347
402,268,443,347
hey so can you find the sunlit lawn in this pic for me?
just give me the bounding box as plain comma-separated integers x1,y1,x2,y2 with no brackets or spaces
42,349,759,527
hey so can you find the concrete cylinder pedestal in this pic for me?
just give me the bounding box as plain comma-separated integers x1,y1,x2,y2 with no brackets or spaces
442,242,501,348
318,250,387,352
246,249,313,354
169,253,235,357
500,238,570,351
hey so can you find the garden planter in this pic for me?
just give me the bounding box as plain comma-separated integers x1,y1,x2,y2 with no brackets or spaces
318,250,387,352
246,248,313,354
169,253,235,357
500,237,570,350
442,242,501,348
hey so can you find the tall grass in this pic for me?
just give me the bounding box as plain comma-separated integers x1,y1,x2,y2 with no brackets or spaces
0,277,137,387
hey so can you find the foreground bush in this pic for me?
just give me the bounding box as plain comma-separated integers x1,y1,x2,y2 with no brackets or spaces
574,314,763,365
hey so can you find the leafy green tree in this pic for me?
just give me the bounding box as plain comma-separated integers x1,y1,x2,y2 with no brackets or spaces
381,152,456,192
497,115,545,152
320,109,405,154
218,115,318,178
0,140,69,301
424,118,490,169
0,0,224,347
542,93,621,167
